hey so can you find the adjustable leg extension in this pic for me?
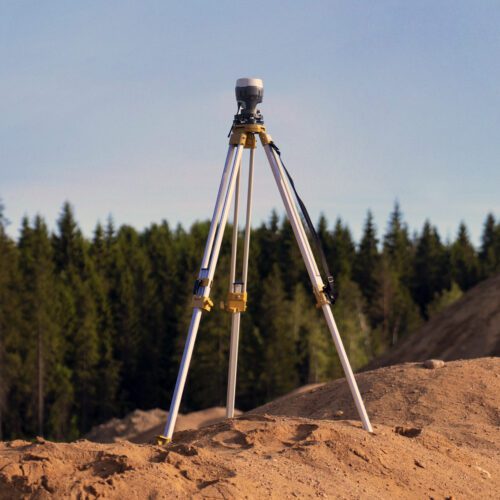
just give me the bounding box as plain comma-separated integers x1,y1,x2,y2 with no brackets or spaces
157,143,245,444
263,141,373,433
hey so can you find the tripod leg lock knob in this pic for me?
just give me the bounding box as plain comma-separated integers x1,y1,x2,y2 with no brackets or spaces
192,295,214,312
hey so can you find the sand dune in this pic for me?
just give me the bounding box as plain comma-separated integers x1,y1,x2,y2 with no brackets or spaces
367,273,500,369
1,358,498,498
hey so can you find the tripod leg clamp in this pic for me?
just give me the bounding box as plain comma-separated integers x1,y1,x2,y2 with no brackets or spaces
155,435,171,446
192,295,214,312
313,288,331,308
220,291,247,313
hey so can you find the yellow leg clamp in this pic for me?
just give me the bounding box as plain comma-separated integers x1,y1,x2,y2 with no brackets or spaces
313,288,330,308
156,435,171,446
192,295,214,312
221,291,247,313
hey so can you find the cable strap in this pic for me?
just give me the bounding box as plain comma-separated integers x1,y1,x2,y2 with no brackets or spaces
269,142,338,305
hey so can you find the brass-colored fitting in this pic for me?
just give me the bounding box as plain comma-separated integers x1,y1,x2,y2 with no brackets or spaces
192,295,214,312
229,131,247,146
233,124,266,134
230,124,269,149
313,288,330,308
244,133,257,149
259,131,272,145
155,435,171,446
221,291,247,313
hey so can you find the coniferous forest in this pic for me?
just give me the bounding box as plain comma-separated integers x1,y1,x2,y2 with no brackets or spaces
0,200,499,441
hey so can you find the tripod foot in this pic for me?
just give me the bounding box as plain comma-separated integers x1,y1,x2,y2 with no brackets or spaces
155,435,171,446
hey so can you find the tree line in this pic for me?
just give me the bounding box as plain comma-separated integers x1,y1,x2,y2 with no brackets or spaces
0,200,499,441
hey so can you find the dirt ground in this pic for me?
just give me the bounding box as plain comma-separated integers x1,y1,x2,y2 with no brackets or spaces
1,358,498,499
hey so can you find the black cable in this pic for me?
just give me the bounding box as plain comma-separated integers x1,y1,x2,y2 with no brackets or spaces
269,142,338,305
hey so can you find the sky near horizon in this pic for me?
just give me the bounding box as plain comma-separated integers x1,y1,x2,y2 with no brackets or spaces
1,1,499,245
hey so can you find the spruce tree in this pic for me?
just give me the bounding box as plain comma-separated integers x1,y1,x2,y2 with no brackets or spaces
18,216,65,437
411,221,449,318
450,222,479,291
330,218,356,280
0,203,22,439
383,201,412,286
89,223,120,422
53,203,100,435
479,213,499,277
353,211,380,324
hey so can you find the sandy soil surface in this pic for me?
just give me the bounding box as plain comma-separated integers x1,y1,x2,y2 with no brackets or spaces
85,407,241,444
368,272,500,369
1,358,498,499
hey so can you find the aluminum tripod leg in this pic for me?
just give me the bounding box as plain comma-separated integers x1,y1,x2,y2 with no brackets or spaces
226,149,255,418
263,144,373,433
161,143,245,441
226,165,241,419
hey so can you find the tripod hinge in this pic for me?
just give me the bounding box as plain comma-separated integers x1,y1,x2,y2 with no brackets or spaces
229,124,271,148
229,131,257,149
313,287,331,308
192,295,214,312
220,291,247,313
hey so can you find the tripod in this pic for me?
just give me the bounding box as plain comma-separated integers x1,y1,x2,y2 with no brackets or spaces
157,79,373,444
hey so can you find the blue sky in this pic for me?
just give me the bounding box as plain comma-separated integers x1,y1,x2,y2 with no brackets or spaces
1,1,499,244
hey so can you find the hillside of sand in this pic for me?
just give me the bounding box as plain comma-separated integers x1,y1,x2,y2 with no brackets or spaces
368,273,500,369
1,358,498,499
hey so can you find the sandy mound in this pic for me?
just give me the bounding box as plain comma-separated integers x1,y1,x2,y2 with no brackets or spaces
85,407,241,444
1,359,498,499
368,273,500,369
253,358,500,457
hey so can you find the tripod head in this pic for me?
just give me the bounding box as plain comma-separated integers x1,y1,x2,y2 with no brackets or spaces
234,78,264,125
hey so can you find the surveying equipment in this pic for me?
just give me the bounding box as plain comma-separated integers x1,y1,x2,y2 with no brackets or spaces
157,78,373,444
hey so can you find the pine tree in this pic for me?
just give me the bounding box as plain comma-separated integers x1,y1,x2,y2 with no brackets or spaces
411,221,449,318
53,203,100,434
107,226,145,412
371,255,421,350
353,211,380,324
383,201,412,286
374,203,421,346
330,218,356,280
18,216,65,437
89,223,120,422
0,202,22,439
479,214,499,277
450,222,479,291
